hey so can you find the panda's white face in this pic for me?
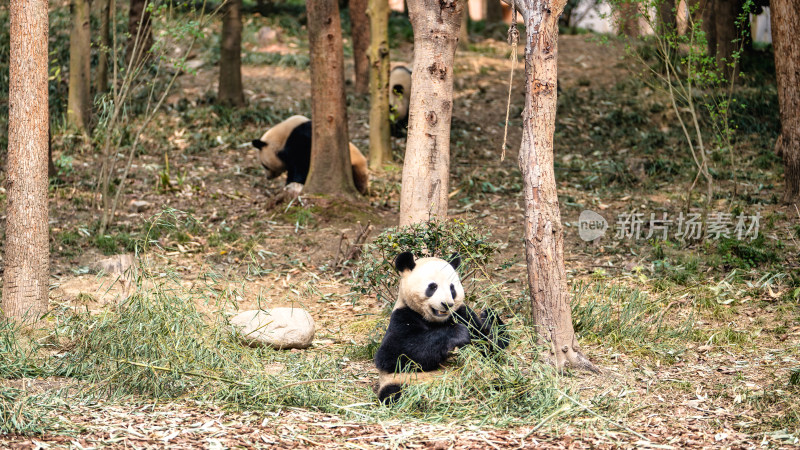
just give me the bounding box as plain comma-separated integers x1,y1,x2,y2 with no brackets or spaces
396,255,465,323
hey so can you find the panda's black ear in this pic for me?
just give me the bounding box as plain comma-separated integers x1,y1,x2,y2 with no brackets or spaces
394,252,416,273
448,253,461,270
252,139,267,150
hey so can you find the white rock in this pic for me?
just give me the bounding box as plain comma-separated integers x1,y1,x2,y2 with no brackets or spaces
230,308,315,349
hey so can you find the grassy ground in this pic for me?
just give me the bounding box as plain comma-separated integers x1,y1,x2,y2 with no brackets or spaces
0,1,798,448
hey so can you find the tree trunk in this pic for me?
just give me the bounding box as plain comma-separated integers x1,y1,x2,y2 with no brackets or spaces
771,0,800,202
350,0,370,95
486,0,504,23
126,0,153,68
714,0,737,79
367,0,391,171
618,1,639,36
700,0,717,62
96,0,111,94
4,0,50,322
219,0,245,107
657,0,676,35
517,0,598,372
399,0,464,226
67,0,91,131
305,0,358,196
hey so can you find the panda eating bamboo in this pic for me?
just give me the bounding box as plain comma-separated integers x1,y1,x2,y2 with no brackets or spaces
374,252,509,404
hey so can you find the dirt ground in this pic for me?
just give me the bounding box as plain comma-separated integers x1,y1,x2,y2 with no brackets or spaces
1,12,799,448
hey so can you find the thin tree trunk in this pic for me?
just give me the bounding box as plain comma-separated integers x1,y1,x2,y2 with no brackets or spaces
350,0,370,95
517,0,598,372
219,0,245,106
399,0,464,226
68,0,91,131
305,0,358,196
96,0,111,94
460,0,470,50
771,0,800,202
126,0,153,67
368,0,391,170
4,0,50,322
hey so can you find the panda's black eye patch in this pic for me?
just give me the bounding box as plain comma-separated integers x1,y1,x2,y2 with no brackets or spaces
450,284,456,299
425,283,438,297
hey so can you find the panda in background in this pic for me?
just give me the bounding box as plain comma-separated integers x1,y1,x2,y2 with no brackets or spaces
374,252,509,404
389,66,412,137
251,115,369,195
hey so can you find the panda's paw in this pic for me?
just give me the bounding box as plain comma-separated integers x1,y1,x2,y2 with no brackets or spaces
478,309,510,351
378,384,403,405
448,323,472,351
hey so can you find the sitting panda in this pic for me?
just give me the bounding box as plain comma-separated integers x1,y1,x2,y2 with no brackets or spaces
251,115,369,195
374,252,508,404
389,66,412,137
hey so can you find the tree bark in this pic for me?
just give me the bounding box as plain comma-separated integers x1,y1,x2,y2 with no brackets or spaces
68,0,91,131
700,0,716,58
367,0,392,170
516,0,598,372
350,0,370,95
4,0,50,322
399,0,464,226
96,0,112,94
771,0,800,202
126,0,153,68
305,0,358,196
219,0,245,107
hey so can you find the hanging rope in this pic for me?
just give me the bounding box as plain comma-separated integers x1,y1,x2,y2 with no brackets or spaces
501,2,519,162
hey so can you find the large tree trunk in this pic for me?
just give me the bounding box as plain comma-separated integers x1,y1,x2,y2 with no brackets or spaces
350,0,370,95
699,0,716,58
96,0,112,94
219,0,245,107
126,0,153,68
4,0,50,322
517,0,598,372
714,0,738,80
305,0,358,196
771,0,800,202
618,2,640,36
399,0,464,226
657,0,676,35
485,0,504,23
367,0,391,171
67,0,91,131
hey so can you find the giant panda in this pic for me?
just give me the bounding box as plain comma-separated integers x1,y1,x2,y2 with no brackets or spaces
389,66,412,137
251,115,369,195
374,252,508,404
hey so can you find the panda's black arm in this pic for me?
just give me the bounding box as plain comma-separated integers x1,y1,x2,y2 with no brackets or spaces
452,305,509,351
375,309,470,373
